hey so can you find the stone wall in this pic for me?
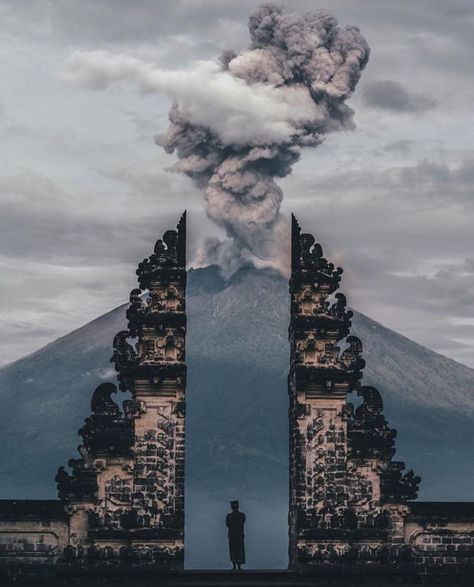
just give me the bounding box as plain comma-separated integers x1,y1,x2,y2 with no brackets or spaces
405,502,474,575
0,501,69,571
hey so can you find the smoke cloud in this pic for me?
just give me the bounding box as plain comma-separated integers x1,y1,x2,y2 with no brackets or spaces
61,3,369,276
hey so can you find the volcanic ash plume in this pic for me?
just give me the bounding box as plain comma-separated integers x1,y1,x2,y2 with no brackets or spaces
61,3,369,276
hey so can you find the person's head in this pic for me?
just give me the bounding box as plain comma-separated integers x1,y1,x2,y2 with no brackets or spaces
230,500,239,511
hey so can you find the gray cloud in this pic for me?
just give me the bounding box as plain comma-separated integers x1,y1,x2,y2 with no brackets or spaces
381,139,416,154
292,157,474,204
3,1,473,46
0,166,208,266
362,79,437,114
398,159,474,201
0,167,202,366
0,0,247,49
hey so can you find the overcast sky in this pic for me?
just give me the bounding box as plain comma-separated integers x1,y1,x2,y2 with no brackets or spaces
0,0,473,367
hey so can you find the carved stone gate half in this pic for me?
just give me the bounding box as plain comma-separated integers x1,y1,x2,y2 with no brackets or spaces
288,215,420,569
55,213,187,568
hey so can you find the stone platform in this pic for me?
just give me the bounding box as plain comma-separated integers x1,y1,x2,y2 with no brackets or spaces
2,568,473,586
56,570,418,586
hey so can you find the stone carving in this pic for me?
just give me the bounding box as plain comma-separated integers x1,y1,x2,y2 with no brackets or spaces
380,463,421,502
0,531,61,557
111,332,138,384
289,215,420,569
412,530,474,557
54,213,187,568
78,383,133,456
349,386,397,461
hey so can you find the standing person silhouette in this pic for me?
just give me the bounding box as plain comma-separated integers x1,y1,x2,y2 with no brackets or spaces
226,500,246,570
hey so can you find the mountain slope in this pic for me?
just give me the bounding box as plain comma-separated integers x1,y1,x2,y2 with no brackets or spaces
0,266,473,568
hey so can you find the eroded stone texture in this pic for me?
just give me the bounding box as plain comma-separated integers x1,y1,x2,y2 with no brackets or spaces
53,212,187,568
288,215,421,568
0,217,188,573
0,501,69,569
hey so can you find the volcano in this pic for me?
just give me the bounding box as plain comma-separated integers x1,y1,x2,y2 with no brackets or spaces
0,265,473,568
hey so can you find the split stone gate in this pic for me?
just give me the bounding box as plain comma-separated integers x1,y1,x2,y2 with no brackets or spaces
0,213,473,579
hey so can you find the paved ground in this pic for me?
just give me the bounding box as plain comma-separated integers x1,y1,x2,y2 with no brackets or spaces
4,567,471,586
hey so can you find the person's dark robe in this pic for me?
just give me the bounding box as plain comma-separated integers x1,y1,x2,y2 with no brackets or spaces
226,510,246,564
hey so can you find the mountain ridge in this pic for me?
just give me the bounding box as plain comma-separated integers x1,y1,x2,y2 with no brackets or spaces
4,263,473,407
0,265,473,568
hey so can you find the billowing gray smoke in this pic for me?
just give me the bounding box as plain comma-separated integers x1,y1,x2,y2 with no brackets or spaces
61,3,369,275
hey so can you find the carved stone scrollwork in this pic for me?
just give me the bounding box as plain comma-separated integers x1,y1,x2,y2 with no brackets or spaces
356,386,384,417
105,475,132,505
111,332,138,387
380,463,421,502
55,464,97,502
123,399,145,419
289,215,421,570
328,293,353,322
79,383,133,455
137,213,186,289
90,382,120,416
126,288,146,335
56,382,134,501
349,385,397,461
340,336,366,372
